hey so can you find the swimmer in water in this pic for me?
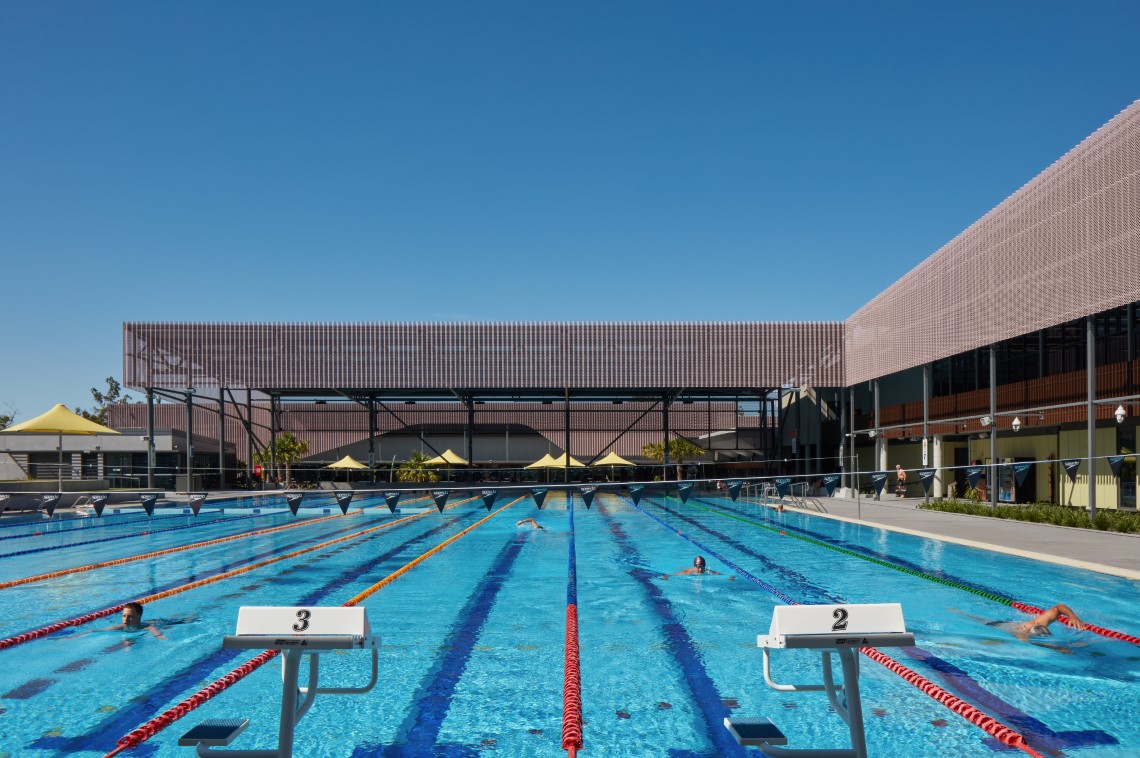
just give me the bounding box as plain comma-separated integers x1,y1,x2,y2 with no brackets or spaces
516,518,544,530
662,555,733,580
954,603,1084,653
113,602,167,639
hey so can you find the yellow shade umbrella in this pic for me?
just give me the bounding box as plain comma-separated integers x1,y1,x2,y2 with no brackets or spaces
549,453,586,468
2,404,120,491
326,455,368,469
426,449,470,466
594,451,635,467
525,453,556,469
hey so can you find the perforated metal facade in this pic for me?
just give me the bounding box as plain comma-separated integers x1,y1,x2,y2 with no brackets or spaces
123,321,844,393
845,100,1140,385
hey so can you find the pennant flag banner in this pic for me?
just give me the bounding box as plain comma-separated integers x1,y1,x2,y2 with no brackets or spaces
726,479,743,502
676,482,694,504
530,488,548,508
1061,459,1081,483
91,494,109,518
432,490,450,513
628,484,645,505
871,472,889,498
775,477,792,499
480,489,499,510
285,492,304,516
966,466,984,489
189,493,208,516
42,493,61,517
917,469,936,496
1108,455,1125,478
1013,462,1034,487
0,494,8,515
335,491,354,514
822,474,840,497
383,491,402,513
578,486,597,509
140,493,158,517
42,494,61,517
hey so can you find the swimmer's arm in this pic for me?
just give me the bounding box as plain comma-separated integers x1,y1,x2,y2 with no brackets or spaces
146,624,167,640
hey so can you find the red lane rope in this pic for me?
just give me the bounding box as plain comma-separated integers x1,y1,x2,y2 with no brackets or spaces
562,604,583,754
860,647,1045,758
1011,601,1140,646
102,496,513,757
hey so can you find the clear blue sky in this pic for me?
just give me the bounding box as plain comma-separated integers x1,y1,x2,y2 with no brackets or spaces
2,2,1138,419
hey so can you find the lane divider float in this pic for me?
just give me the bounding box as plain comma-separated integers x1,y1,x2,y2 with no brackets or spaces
562,492,584,758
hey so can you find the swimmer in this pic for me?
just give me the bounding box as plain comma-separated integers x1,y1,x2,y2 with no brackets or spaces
113,602,167,639
516,518,544,530
953,604,1084,653
662,555,733,580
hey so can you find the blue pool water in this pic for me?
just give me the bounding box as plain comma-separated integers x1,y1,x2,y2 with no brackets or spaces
0,490,1137,757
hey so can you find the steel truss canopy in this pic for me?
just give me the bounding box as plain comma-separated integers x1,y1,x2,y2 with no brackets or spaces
123,322,845,401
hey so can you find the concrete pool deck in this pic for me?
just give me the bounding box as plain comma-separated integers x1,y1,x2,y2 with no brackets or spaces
777,494,1140,581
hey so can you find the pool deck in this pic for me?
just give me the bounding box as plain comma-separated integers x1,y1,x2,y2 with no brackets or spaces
792,494,1140,581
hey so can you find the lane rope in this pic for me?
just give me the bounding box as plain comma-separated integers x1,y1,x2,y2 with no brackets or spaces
627,495,1045,758
0,499,464,652
102,496,522,757
562,493,584,757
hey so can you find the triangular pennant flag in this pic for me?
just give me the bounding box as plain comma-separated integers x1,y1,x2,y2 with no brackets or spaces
775,477,792,499
1013,462,1033,487
480,489,499,510
189,493,207,516
966,466,984,489
676,482,694,504
432,490,450,512
822,474,840,497
383,491,402,513
91,494,109,518
578,486,597,509
1061,459,1081,483
42,493,61,517
335,491,354,514
871,472,889,497
0,494,9,515
917,469,936,496
726,479,743,501
140,493,158,517
628,484,645,505
1108,455,1125,478
285,492,304,516
530,487,548,509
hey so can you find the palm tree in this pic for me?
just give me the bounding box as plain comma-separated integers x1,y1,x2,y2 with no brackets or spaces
396,451,440,483
642,437,706,481
252,432,310,486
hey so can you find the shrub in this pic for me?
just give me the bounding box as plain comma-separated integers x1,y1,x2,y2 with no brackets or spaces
917,500,1139,533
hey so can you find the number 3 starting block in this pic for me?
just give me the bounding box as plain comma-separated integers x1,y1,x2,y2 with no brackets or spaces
180,606,379,758
725,603,914,758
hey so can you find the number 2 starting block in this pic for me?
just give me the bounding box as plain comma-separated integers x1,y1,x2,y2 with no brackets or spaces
725,603,914,758
180,606,379,758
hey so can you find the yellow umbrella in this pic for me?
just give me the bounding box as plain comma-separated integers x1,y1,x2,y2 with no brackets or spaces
549,453,586,468
525,453,556,469
426,449,470,466
594,451,635,467
326,455,368,483
2,404,120,491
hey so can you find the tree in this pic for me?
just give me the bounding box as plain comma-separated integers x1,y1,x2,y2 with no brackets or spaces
76,377,132,425
642,437,706,480
396,451,440,483
0,403,16,431
252,432,310,485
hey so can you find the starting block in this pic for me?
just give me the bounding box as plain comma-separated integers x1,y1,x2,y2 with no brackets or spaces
725,603,913,758
180,606,379,758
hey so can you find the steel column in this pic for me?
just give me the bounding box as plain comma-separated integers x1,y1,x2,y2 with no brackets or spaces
990,345,997,507
1088,316,1097,517
146,388,155,489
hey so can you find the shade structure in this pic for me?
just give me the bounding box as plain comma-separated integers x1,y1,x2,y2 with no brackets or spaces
524,453,556,469
594,451,635,467
426,449,470,466
1,404,120,492
548,453,586,468
326,455,368,469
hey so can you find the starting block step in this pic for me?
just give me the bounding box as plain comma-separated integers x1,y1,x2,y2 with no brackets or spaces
724,716,788,746
178,718,250,746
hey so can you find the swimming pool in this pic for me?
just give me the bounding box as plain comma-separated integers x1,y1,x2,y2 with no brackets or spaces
0,489,1137,756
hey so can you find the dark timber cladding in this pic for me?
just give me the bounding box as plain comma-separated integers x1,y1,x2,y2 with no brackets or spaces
122,322,844,394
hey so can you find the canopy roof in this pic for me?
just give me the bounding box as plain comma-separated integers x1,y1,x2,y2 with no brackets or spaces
524,453,556,469
594,451,635,466
426,449,470,466
2,404,120,436
548,453,586,468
